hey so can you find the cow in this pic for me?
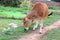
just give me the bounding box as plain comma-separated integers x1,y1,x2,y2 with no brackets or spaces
23,2,48,34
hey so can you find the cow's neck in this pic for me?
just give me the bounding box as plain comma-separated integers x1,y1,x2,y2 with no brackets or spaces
26,11,38,21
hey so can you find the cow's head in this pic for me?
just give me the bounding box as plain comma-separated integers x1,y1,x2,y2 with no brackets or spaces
23,17,32,31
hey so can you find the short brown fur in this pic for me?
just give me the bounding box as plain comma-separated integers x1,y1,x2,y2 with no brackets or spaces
23,2,48,29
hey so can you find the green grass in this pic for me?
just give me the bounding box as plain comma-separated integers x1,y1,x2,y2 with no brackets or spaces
0,12,60,40
0,6,60,40
0,6,30,12
0,11,26,19
40,27,60,40
0,6,60,19
0,6,31,19
48,6,60,10
0,19,32,40
39,13,60,40
44,14,60,26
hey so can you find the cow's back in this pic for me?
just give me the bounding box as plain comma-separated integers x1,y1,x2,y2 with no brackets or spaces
32,2,48,19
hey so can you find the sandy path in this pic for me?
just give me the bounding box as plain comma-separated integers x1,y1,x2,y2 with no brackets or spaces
19,20,60,40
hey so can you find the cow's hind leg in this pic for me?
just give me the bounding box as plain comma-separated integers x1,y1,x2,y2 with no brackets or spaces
33,20,38,31
39,20,44,34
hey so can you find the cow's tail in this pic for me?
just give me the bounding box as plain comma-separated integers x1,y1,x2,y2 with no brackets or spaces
48,12,53,16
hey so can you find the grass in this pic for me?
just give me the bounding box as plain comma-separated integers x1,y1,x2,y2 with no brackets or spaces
0,6,32,19
39,13,60,40
0,11,26,19
0,6,60,19
48,6,60,10
0,19,32,40
0,6,60,40
40,27,60,40
44,12,60,26
0,6,30,12
0,12,60,40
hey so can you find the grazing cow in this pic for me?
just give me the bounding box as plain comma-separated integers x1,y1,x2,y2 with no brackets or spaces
23,2,48,33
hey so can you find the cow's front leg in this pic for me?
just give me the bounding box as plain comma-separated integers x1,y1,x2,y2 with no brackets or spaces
33,20,38,31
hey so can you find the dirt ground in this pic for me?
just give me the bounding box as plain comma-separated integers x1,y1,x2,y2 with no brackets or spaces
18,20,60,40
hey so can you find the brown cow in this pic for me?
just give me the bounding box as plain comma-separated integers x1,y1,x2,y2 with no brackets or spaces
23,2,48,34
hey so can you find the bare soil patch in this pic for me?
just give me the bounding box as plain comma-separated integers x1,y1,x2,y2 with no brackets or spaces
19,20,60,40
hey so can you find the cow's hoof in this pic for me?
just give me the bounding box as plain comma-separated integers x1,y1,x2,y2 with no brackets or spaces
36,28,38,29
39,32,42,34
33,28,38,31
33,29,35,31
24,28,26,31
24,29,28,32
33,30,35,31
42,27,44,29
